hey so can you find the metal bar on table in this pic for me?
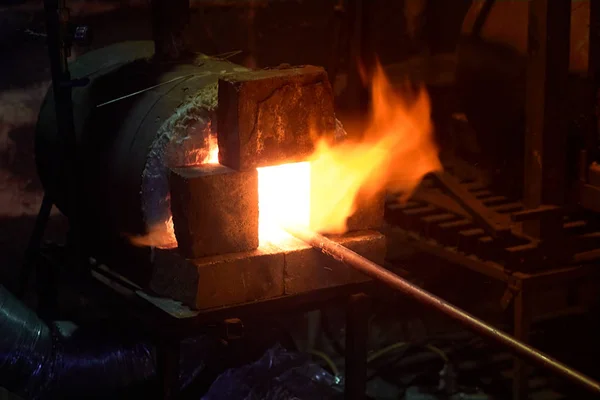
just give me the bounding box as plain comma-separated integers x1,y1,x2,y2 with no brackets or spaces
432,172,511,239
285,225,600,395
345,293,369,400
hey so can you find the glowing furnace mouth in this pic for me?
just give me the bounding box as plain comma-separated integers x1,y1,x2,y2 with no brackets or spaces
257,162,311,245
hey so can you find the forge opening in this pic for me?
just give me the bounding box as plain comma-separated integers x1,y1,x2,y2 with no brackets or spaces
257,162,311,245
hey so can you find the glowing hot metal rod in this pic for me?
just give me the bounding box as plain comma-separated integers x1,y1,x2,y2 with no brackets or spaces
285,225,600,395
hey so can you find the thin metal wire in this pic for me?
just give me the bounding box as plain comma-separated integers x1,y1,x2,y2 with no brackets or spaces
95,73,202,108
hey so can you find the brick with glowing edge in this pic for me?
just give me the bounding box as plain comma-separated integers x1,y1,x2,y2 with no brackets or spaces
217,65,336,171
169,164,259,259
280,230,385,295
148,232,385,310
149,244,284,310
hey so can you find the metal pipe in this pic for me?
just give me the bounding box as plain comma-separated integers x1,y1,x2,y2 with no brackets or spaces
285,225,600,394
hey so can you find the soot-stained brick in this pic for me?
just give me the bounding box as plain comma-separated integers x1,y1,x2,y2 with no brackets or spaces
217,65,336,171
281,230,386,294
150,245,284,310
169,164,259,258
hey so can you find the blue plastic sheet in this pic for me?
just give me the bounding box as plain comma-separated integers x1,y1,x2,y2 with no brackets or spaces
203,344,342,400
0,285,213,399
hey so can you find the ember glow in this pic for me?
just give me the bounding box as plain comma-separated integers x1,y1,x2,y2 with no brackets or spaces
129,216,178,249
202,133,220,164
129,133,220,249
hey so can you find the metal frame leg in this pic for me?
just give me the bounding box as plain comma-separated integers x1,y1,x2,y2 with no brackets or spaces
513,289,534,400
19,194,53,298
156,340,181,400
345,293,370,400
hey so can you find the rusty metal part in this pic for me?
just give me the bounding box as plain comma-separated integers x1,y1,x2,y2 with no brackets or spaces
345,293,370,400
286,225,600,395
523,0,571,235
394,176,600,270
580,184,600,213
590,163,600,186
431,172,512,239
471,0,496,39
510,205,562,222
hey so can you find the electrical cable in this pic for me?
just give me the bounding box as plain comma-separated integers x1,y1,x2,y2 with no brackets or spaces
307,349,341,378
286,225,600,395
320,309,346,356
368,342,448,364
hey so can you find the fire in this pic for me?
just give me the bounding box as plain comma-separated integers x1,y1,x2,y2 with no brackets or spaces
202,133,220,164
258,62,441,240
202,135,219,164
308,63,441,233
257,162,311,244
131,62,441,249
129,133,220,249
129,216,178,249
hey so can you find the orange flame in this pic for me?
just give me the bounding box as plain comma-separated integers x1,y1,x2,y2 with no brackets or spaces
202,133,220,164
129,133,220,249
260,62,442,240
129,216,178,249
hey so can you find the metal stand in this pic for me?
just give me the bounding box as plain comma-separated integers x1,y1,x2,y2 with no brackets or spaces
345,293,370,400
90,265,374,400
156,340,181,400
513,288,534,400
18,195,53,298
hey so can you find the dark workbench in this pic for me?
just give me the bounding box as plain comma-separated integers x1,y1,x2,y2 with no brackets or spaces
90,263,375,400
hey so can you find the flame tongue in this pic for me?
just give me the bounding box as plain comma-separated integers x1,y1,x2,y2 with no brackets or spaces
202,133,219,164
307,63,442,234
237,61,442,243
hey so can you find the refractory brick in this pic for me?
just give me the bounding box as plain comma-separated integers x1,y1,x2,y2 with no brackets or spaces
193,244,284,309
281,230,386,295
149,231,386,309
149,245,285,310
169,164,259,258
217,65,336,171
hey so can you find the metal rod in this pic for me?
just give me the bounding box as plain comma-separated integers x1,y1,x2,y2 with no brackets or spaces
285,225,600,394
96,74,196,108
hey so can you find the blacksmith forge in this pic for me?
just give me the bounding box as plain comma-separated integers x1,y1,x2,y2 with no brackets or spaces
17,1,600,400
